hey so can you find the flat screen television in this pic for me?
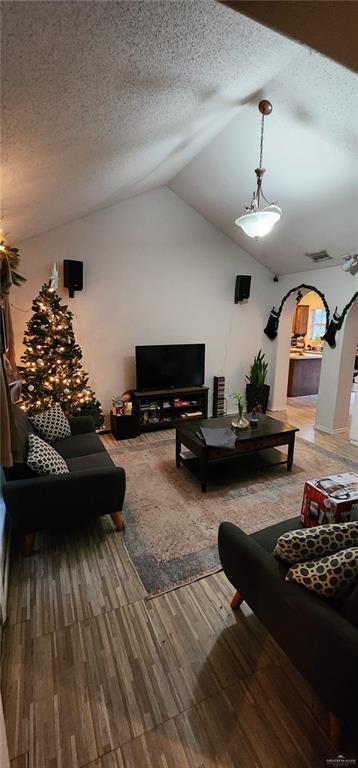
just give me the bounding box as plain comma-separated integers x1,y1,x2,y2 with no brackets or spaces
135,344,205,390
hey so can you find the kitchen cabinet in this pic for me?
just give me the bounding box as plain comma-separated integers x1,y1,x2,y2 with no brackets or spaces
292,304,309,336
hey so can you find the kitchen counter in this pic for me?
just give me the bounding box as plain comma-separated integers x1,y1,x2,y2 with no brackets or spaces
289,352,322,360
287,354,322,396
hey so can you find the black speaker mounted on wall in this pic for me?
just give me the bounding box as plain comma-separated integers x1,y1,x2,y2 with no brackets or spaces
63,259,83,298
235,275,251,303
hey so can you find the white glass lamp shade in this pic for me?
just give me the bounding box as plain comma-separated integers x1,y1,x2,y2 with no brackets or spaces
235,205,282,238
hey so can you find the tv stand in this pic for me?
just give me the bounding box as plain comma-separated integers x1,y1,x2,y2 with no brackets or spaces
132,385,209,434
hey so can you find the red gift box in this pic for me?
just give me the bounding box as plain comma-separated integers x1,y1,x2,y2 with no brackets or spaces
300,473,358,528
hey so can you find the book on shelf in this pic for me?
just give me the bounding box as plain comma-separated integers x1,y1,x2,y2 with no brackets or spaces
180,411,203,419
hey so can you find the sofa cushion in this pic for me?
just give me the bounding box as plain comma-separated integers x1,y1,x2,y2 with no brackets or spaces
66,452,114,472
30,402,71,443
27,434,69,476
286,548,358,597
53,432,106,459
274,521,358,564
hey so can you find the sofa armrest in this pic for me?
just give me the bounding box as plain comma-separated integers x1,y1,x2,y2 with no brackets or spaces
219,521,358,723
3,465,126,532
69,415,96,435
219,521,285,609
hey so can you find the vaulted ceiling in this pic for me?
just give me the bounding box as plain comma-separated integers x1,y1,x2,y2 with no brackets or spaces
1,0,357,274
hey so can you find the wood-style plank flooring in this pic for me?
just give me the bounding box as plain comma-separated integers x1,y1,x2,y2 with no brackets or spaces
1,398,357,767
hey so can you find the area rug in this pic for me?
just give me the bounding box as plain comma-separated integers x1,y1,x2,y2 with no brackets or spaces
106,431,357,597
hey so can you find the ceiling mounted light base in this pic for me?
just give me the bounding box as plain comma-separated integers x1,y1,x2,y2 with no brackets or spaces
235,99,282,239
258,99,273,116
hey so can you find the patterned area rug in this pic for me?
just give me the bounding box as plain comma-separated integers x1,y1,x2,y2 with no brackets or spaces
106,430,357,597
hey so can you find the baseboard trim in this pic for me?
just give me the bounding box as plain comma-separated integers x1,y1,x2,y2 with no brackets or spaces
315,424,348,435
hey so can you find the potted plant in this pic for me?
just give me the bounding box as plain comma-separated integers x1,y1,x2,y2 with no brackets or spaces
231,392,249,429
245,349,270,413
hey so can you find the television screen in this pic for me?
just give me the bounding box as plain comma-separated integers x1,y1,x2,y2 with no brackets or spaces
135,344,205,390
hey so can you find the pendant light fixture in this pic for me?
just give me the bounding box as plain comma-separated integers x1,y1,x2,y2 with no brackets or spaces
235,99,282,239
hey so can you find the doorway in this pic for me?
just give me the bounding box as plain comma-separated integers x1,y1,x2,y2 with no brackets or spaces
287,290,326,428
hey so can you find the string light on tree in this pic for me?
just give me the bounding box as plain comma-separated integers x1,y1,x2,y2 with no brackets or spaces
20,281,104,428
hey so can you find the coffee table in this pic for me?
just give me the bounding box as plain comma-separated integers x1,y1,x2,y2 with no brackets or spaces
175,414,299,492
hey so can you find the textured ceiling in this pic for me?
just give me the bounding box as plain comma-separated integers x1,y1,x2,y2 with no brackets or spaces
1,0,358,275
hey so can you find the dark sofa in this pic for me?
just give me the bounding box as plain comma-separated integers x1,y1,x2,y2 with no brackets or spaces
219,518,358,746
2,405,126,553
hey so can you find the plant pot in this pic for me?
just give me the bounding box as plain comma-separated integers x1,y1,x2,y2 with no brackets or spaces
246,383,270,413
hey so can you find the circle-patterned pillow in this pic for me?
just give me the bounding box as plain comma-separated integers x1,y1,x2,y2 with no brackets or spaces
274,522,358,564
30,402,71,443
286,548,358,597
27,434,69,476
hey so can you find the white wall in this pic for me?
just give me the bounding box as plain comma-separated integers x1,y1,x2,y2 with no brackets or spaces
316,299,358,433
13,187,276,419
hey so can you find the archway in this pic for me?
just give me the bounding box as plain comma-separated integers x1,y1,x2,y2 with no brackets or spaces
276,283,330,329
270,284,330,426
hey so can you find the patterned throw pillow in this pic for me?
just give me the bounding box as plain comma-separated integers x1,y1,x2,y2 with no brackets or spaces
274,522,358,564
286,548,358,597
27,434,69,476
30,402,71,443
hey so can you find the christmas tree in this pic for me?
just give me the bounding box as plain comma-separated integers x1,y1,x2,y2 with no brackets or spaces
20,282,104,428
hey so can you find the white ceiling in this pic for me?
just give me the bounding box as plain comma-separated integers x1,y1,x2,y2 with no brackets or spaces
1,0,358,275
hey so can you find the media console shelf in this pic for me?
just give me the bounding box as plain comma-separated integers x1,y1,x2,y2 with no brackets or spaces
132,386,209,434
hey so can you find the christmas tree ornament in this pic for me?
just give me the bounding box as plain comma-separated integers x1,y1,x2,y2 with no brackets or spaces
50,262,59,290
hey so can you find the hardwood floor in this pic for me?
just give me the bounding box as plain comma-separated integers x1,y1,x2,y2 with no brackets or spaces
1,402,357,767
273,393,357,461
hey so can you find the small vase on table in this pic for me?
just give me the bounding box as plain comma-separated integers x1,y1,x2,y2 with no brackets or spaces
231,392,249,429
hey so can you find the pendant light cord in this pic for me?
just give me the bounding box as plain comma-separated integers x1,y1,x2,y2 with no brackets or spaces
259,114,265,169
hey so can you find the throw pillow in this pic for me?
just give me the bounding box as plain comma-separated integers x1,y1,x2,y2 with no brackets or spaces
27,434,69,476
286,548,358,598
30,402,71,443
274,522,358,564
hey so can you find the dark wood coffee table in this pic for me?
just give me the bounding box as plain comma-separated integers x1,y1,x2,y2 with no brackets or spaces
175,414,299,492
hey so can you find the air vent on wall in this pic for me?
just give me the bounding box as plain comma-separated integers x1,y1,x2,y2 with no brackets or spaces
305,250,333,263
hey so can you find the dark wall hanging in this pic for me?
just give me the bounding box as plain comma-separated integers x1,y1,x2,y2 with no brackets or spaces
264,283,330,341
322,308,341,348
322,292,358,348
